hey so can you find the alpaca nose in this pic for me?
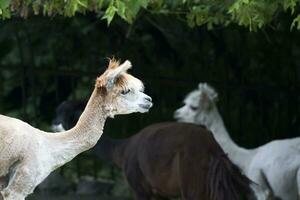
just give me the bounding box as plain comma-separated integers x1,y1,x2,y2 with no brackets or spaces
145,96,152,102
174,110,182,119
174,110,179,118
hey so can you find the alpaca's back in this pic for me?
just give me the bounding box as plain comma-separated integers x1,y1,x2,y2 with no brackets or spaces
0,115,30,149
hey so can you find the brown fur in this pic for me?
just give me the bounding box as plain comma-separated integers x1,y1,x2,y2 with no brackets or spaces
108,58,120,69
95,59,129,91
95,122,253,200
95,58,120,88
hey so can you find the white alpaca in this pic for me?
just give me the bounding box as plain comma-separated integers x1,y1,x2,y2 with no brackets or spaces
174,83,300,200
0,59,153,200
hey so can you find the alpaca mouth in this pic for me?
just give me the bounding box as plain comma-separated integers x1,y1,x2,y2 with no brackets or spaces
174,114,184,122
173,113,180,120
175,116,183,121
139,103,153,110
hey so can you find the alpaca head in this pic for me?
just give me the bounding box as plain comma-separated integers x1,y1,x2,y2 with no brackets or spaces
95,59,153,117
174,83,218,125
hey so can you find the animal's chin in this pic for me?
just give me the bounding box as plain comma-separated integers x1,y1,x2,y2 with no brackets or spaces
175,116,190,123
137,104,152,113
176,117,184,122
174,114,183,121
139,103,152,110
139,108,149,113
138,107,150,113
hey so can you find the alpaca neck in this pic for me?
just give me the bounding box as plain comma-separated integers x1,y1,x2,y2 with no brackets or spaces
50,89,108,167
200,108,257,171
92,134,128,168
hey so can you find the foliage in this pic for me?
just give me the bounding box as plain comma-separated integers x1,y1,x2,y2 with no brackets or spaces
1,0,300,30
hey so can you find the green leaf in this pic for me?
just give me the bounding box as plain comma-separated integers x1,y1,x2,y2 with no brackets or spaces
32,0,41,15
186,12,195,27
116,0,126,20
0,0,11,9
291,14,300,30
0,8,10,18
123,0,149,23
283,0,297,14
77,0,88,8
102,3,118,25
0,0,299,31
97,0,105,8
139,0,148,8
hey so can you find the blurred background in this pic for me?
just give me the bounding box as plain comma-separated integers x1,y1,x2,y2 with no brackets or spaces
1,0,300,199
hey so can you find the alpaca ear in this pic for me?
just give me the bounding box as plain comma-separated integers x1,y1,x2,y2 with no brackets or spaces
198,83,218,102
198,83,207,92
105,60,132,90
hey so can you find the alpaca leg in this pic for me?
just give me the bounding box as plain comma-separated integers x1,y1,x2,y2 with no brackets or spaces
247,169,273,200
179,178,199,200
124,161,152,200
1,171,30,200
127,179,151,200
126,173,152,200
0,163,43,200
249,183,270,200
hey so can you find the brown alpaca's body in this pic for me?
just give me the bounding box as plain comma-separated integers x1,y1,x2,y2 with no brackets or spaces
106,122,252,200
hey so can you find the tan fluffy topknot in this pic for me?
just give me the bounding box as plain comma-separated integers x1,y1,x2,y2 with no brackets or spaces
108,57,120,69
95,58,129,90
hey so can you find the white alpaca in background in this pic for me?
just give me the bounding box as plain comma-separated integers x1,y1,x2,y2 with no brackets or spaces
174,83,300,200
0,59,153,200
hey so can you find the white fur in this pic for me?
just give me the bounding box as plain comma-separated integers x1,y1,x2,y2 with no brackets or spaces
52,124,65,132
114,74,150,115
174,83,300,200
0,60,152,200
107,60,132,80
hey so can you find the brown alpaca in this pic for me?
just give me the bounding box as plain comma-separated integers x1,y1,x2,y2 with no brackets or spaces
0,59,152,200
107,122,252,200
52,102,253,200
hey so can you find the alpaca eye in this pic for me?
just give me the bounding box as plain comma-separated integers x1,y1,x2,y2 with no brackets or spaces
121,89,131,95
190,105,198,111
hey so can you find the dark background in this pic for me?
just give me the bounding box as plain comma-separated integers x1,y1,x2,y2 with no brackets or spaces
1,14,300,197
